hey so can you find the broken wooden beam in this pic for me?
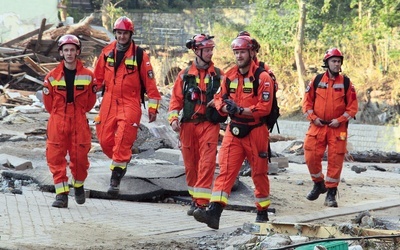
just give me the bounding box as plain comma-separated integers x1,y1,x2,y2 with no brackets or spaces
23,56,48,75
0,24,54,47
34,18,47,54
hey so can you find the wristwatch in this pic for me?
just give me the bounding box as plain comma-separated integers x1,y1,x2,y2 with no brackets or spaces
239,107,244,115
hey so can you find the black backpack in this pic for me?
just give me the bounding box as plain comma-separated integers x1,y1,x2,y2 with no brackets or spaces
252,66,280,133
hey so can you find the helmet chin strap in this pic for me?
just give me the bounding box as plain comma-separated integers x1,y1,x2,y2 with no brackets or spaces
328,67,341,76
195,49,210,66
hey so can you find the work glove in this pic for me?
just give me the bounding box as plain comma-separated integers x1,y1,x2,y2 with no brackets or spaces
224,99,238,115
148,109,157,123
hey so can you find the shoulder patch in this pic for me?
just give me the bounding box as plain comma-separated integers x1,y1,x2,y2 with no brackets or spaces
43,87,49,95
147,70,154,79
262,91,270,101
305,85,311,93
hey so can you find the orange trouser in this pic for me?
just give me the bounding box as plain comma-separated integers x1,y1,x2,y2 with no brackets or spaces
96,102,140,164
46,104,91,194
304,123,347,188
211,124,270,210
179,121,220,206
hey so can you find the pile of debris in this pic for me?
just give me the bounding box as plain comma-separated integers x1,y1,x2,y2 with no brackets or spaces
0,14,110,97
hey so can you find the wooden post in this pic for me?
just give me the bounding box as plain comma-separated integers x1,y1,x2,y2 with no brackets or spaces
34,18,47,54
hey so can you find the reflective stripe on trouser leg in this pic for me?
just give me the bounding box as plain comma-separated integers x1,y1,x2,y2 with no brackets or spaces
54,181,70,194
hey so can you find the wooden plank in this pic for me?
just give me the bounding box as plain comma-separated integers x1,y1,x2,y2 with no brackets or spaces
0,53,34,62
34,18,47,54
23,74,44,85
23,57,47,75
0,24,54,47
0,47,24,54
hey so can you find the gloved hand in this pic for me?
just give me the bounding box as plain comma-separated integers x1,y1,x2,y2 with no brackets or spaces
224,99,238,115
148,111,157,123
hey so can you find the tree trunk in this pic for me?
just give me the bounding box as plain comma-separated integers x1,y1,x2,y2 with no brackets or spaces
294,1,307,96
101,0,112,31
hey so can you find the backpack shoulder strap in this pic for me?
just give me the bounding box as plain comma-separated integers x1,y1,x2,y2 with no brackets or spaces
343,76,350,92
259,61,265,69
313,73,324,91
253,66,267,96
343,75,350,104
135,46,146,107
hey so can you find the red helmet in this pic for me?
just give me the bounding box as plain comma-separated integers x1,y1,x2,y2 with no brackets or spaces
113,16,134,32
237,30,251,37
323,48,343,63
58,34,81,50
187,34,215,50
231,36,254,50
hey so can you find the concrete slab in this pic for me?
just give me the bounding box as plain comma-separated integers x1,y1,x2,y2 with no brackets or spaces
130,163,184,178
0,153,33,170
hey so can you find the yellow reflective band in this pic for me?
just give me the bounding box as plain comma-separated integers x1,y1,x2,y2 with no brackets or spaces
194,192,211,199
125,57,137,66
107,58,114,62
258,199,271,208
49,77,66,86
204,78,210,84
230,79,238,89
196,77,200,84
168,111,179,120
210,195,228,204
244,80,253,89
75,79,91,85
54,182,70,194
148,99,159,109
110,162,127,170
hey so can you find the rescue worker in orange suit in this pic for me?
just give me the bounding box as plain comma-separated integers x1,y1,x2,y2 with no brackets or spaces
93,16,161,196
231,31,279,190
302,48,358,207
43,34,97,208
193,35,274,229
168,34,226,216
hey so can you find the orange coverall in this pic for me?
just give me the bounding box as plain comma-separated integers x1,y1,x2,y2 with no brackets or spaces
211,61,274,210
43,60,96,195
302,72,358,188
168,62,223,207
94,41,161,170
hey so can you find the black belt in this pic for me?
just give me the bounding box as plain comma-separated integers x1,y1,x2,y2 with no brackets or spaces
320,120,331,125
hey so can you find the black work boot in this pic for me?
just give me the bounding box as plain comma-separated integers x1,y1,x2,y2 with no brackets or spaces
107,167,127,197
52,194,68,208
255,209,269,223
324,187,338,207
193,202,223,229
187,201,197,216
306,180,327,201
74,186,85,205
187,201,207,216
